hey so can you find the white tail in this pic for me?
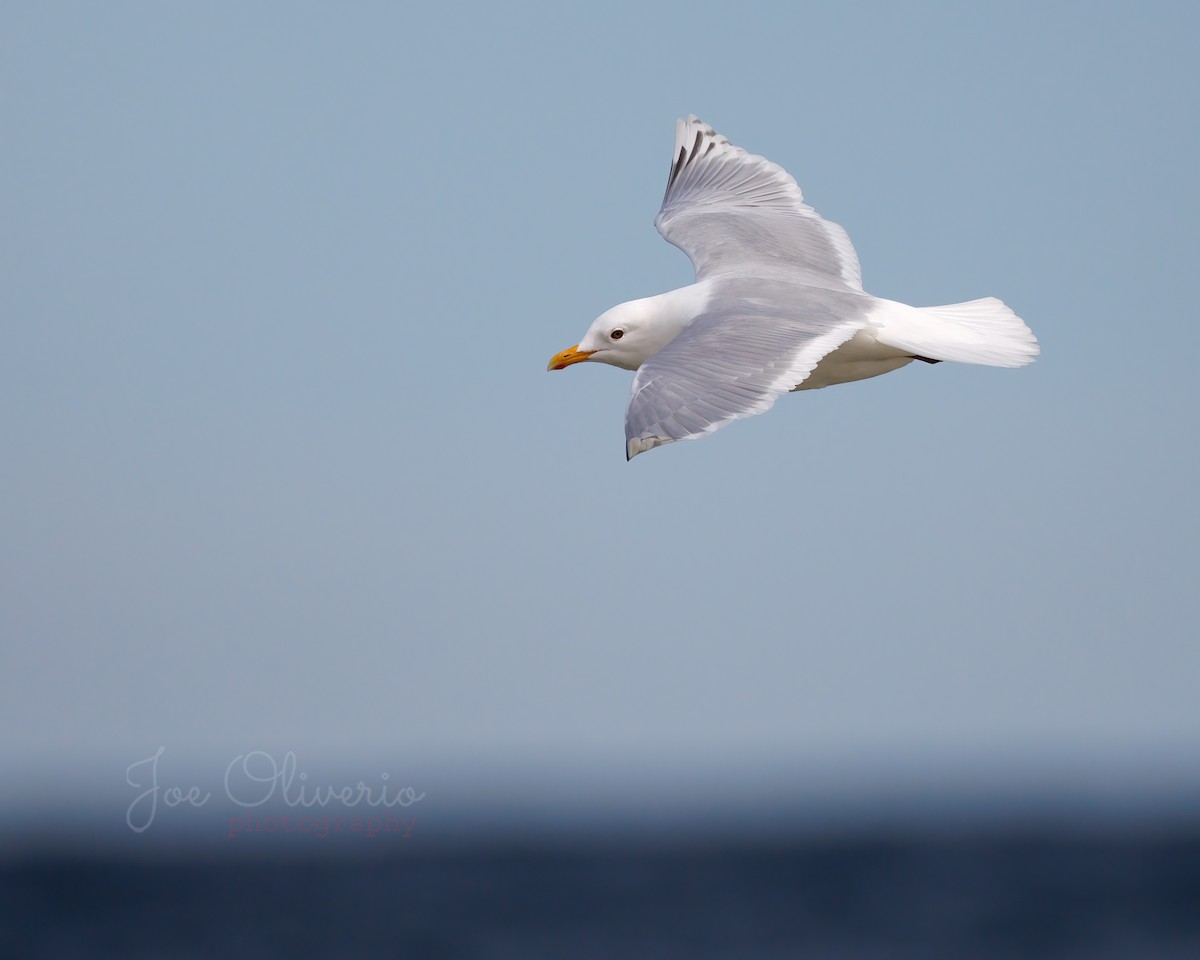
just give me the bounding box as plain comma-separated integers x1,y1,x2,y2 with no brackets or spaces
874,297,1040,368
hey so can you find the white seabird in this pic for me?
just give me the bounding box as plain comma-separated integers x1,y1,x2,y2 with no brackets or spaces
548,116,1039,461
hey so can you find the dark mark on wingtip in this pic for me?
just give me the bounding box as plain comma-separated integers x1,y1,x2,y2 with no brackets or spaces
669,145,687,187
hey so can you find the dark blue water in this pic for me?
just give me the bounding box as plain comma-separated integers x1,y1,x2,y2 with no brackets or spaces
4,832,1199,958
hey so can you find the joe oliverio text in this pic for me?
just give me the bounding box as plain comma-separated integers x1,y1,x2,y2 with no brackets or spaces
126,747,425,839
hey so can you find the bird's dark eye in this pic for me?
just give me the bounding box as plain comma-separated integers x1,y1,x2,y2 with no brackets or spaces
610,329,624,340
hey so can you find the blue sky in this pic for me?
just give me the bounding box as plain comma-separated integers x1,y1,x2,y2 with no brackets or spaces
2,1,1197,831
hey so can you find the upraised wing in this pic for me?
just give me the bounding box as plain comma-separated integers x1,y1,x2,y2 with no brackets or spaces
624,282,868,459
655,116,862,290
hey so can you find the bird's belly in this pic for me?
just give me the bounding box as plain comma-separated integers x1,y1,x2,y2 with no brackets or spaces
793,328,913,391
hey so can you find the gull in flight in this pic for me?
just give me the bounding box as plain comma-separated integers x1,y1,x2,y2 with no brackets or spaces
548,116,1039,460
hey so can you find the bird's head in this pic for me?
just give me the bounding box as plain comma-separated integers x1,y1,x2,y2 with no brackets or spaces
547,299,678,373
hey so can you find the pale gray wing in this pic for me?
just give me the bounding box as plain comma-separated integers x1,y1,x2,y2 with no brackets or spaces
624,284,868,460
655,116,862,289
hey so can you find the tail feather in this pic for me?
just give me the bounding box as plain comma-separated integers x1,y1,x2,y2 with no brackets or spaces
875,297,1039,368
